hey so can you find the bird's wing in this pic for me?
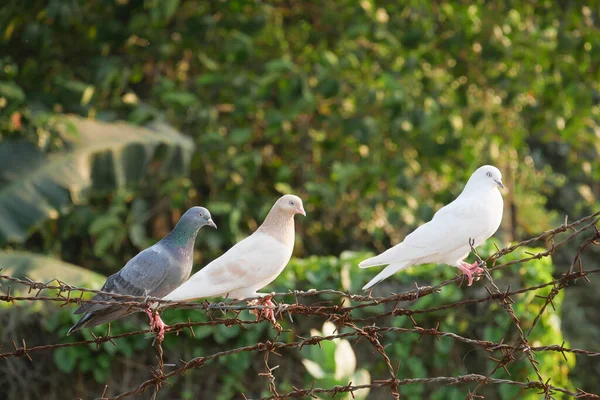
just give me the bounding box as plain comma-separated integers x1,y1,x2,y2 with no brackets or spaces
164,233,290,301
74,246,171,314
360,198,489,267
119,244,180,298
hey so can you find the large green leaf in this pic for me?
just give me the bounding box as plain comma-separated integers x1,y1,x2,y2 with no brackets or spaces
0,116,195,245
0,250,106,294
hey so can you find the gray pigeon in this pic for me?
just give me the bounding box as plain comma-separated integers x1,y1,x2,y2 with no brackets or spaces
67,206,216,336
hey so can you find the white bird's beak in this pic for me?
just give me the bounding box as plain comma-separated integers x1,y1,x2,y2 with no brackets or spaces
207,218,217,229
297,206,306,217
495,179,505,189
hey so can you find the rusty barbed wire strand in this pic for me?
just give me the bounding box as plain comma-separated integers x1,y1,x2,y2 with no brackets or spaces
488,211,600,263
252,374,586,400
1,211,599,399
2,210,598,308
2,320,599,362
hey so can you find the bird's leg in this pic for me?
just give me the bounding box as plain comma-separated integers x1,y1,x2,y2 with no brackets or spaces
461,260,485,273
248,294,279,327
144,307,169,341
466,237,486,274
457,263,476,286
457,261,484,286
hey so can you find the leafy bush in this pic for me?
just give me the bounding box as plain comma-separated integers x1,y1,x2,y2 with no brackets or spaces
2,0,599,262
1,0,598,397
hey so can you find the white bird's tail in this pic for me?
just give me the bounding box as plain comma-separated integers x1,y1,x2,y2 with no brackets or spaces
362,261,411,291
359,252,394,268
358,255,385,268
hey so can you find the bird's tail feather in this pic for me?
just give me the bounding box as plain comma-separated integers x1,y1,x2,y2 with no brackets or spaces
358,254,388,268
362,262,411,291
359,244,406,268
67,312,94,335
67,308,135,335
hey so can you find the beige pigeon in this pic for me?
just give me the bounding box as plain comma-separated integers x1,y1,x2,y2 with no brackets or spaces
162,194,305,321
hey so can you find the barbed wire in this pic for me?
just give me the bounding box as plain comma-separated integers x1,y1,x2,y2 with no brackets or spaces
2,210,598,309
1,210,599,399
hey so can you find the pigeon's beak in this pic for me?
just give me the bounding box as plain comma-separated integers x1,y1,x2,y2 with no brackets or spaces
495,179,505,189
207,218,217,229
297,205,306,217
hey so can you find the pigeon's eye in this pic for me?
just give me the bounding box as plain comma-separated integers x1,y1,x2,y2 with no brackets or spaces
486,172,492,178
289,201,294,206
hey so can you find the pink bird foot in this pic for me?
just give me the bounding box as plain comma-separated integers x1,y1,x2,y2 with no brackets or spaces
145,308,169,341
249,295,280,328
457,260,485,286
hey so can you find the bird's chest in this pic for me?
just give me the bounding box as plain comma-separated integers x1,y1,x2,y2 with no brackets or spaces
165,247,194,282
486,190,504,229
472,190,504,237
264,240,293,268
255,233,294,275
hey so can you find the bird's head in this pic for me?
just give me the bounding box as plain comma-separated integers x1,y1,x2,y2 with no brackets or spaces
275,194,306,217
470,165,504,190
182,206,217,229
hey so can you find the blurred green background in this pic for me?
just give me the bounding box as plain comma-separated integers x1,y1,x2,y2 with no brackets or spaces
0,0,599,399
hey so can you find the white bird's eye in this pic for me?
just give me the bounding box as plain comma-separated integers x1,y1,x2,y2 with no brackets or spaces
486,172,492,177
289,201,294,206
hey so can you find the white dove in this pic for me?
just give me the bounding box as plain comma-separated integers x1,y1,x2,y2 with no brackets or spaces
162,194,305,321
360,165,504,290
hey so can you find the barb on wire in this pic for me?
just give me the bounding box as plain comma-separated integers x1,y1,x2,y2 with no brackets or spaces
1,211,599,399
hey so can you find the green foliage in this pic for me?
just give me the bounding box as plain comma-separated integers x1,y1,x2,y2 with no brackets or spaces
2,0,599,260
0,0,598,398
